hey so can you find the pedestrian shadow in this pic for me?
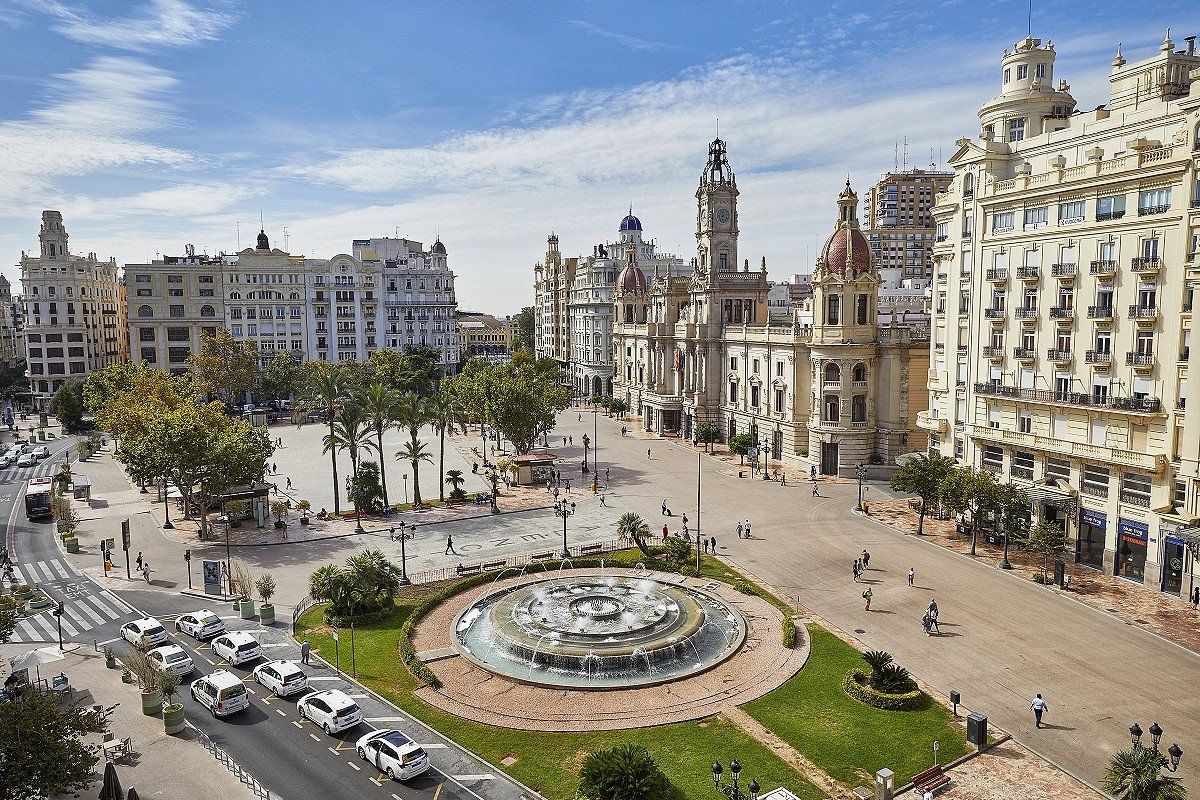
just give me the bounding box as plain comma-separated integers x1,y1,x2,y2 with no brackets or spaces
1040,723,1076,731
870,609,896,614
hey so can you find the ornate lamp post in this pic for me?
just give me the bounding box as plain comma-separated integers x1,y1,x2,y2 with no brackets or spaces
554,499,576,558
712,759,759,800
485,468,499,513
856,463,867,511
392,523,416,586
1130,722,1184,772
581,433,590,474
592,409,599,494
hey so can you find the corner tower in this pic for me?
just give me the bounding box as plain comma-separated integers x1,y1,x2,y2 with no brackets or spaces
39,210,68,261
695,137,738,275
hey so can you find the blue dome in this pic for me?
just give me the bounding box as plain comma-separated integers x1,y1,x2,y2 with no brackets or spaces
619,214,642,232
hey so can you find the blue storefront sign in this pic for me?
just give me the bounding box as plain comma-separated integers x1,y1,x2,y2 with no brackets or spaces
1080,508,1106,529
1116,518,1149,582
1117,519,1149,541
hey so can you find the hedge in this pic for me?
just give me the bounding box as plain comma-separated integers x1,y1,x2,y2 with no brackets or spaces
841,669,924,711
782,618,797,649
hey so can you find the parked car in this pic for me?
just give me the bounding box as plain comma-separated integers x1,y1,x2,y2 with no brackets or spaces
147,644,195,677
211,632,262,666
190,670,249,717
16,453,36,468
252,660,308,697
31,445,49,460
355,729,430,782
297,689,362,734
121,617,168,649
175,610,225,640
0,454,13,468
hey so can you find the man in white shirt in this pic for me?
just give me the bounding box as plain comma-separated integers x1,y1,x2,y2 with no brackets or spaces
1030,694,1049,728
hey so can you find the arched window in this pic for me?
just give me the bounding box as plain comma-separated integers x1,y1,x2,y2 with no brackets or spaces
852,362,867,383
200,305,215,318
823,395,840,424
137,305,153,318
823,363,841,385
963,173,975,195
230,291,241,300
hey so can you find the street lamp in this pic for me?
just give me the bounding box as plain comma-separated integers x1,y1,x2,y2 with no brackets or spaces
393,523,416,586
712,759,760,800
402,474,409,506
856,464,867,511
554,499,576,558
592,409,599,494
761,435,771,480
581,433,590,474
1130,721,1184,772
485,468,499,513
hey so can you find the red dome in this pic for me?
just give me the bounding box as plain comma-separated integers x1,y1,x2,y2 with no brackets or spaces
821,227,872,276
617,264,647,295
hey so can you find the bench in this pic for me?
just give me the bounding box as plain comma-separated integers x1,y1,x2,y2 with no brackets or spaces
481,560,507,572
912,765,951,795
579,543,603,555
456,563,482,576
529,551,554,561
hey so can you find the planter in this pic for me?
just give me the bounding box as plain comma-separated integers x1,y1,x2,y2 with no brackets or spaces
64,537,80,554
238,600,256,619
300,517,309,526
14,589,33,605
140,689,163,717
121,670,133,684
163,703,185,734
105,653,116,669
27,593,53,611
274,520,286,529
259,603,275,626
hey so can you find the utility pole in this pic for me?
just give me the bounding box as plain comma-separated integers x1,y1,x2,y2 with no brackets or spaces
122,519,131,580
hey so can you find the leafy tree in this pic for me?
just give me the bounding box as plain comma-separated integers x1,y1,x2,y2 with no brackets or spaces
695,421,721,453
0,692,109,799
426,391,462,501
396,439,433,507
309,550,402,618
446,358,491,458
50,378,87,433
196,415,273,537
512,306,535,353
662,535,692,566
1104,747,1186,800
400,345,444,397
0,358,30,402
392,392,429,451
481,358,569,454
307,363,347,515
578,744,671,800
610,398,629,418
350,461,385,513
940,466,999,556
993,481,1030,564
889,452,956,535
0,595,16,644
82,362,150,415
356,382,399,509
260,352,303,404
1021,522,1068,582
729,433,756,464
187,328,260,405
616,512,652,557
445,469,466,500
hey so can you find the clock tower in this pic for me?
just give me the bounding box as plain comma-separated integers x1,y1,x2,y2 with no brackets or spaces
695,137,738,275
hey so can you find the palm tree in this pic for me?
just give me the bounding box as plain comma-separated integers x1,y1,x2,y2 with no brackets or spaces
1104,747,1186,800
309,364,347,515
396,439,433,507
357,382,399,511
616,512,652,557
444,469,465,499
426,391,461,501
308,564,344,603
344,549,402,609
393,392,428,447
323,404,374,531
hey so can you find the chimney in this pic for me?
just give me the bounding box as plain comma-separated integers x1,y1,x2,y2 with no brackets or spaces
1187,36,1196,56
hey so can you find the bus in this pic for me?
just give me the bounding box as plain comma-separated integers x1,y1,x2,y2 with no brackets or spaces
25,476,53,520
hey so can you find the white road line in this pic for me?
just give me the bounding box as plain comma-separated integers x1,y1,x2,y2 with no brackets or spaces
307,676,342,681
451,774,496,781
365,717,408,723
347,762,360,771
260,642,290,648
74,598,106,625
47,560,69,579
63,605,91,631
346,693,367,699
276,709,287,716
96,637,121,646
102,590,136,614
58,615,79,637
417,743,449,749
87,593,120,618
23,561,48,582
26,614,58,641
309,733,320,741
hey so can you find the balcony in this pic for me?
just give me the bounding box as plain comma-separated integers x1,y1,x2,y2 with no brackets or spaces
1013,347,1035,360
1125,352,1155,369
1046,349,1073,364
967,424,1166,474
1086,350,1113,366
1049,306,1075,320
984,308,1006,319
1096,211,1126,222
822,380,842,390
1087,305,1115,320
936,235,948,243
1131,257,1162,275
1090,260,1117,275
1017,266,1040,281
1014,307,1039,319
983,346,1006,359
1051,263,1077,279
1119,489,1152,508
987,268,1009,283
1138,205,1171,217
1129,305,1159,323
973,382,1162,414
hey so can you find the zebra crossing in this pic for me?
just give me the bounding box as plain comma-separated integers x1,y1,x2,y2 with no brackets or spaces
7,558,133,643
2,459,65,485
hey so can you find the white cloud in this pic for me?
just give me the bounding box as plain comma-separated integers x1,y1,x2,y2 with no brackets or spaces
568,20,679,51
20,0,235,51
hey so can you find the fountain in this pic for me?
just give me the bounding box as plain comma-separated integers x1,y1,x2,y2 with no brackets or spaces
452,573,746,689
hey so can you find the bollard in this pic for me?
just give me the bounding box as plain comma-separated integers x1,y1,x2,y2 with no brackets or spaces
874,768,894,800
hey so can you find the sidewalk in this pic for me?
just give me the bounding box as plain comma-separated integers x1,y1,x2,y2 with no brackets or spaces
897,739,1103,800
869,498,1200,655
0,643,255,800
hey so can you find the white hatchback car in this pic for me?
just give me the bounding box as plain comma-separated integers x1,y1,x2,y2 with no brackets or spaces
211,632,262,666
147,644,195,677
252,660,308,697
31,445,49,460
16,453,36,467
190,670,249,717
121,617,169,649
355,729,430,782
175,610,225,640
297,689,362,734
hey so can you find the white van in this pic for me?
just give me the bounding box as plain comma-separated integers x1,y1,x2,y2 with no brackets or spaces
190,670,250,717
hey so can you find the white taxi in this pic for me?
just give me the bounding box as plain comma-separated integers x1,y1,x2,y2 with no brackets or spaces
211,632,262,666
121,617,169,649
251,660,308,697
190,670,249,717
297,688,362,734
355,728,430,781
175,610,225,640
147,644,195,677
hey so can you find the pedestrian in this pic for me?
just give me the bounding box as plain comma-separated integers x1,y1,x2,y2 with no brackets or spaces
569,436,573,445
445,534,455,555
300,640,311,665
744,519,751,539
135,551,143,570
1193,586,1200,608
272,462,277,474
599,493,607,506
862,586,872,611
662,499,668,516
810,465,817,481
141,563,151,583
862,550,870,569
563,437,567,446
662,524,669,539
922,611,933,636
681,513,688,529
736,521,743,539
554,487,560,501
929,600,940,634
710,536,716,553
1030,694,1049,729
908,567,915,587
702,539,708,554
286,477,292,490
605,467,610,484
647,447,652,459
564,479,571,493
578,413,582,422
780,472,786,486
812,480,820,497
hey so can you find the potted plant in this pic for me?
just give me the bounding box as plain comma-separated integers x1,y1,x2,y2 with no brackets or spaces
227,500,247,528
104,645,116,669
271,501,288,530
256,574,276,625
297,499,311,525
232,562,255,618
121,667,133,684
13,583,32,604
161,670,185,734
26,589,52,611
63,535,79,553
126,649,163,716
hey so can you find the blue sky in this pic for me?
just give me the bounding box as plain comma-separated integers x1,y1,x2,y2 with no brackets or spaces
1,1,1198,314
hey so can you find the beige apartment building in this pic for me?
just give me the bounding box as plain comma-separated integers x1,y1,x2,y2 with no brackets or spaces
863,167,953,288
457,311,511,363
19,211,128,406
126,245,227,374
226,229,309,370
925,31,1200,596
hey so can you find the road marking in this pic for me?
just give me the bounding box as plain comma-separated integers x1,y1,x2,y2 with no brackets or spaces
431,786,441,800
307,676,341,681
292,721,304,729
276,709,287,716
87,593,120,618
346,693,367,699
329,747,338,755
418,743,449,749
74,599,106,625
261,642,290,648
204,657,216,666
58,616,79,636
451,774,496,781
366,717,407,723
308,732,320,741
96,637,121,646
347,762,360,771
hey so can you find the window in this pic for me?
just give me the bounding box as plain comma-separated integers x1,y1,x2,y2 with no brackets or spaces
826,294,840,325
1174,480,1187,509
750,385,760,408
1058,200,1085,224
1097,195,1126,220
851,395,867,423
1008,118,1026,142
992,211,1015,233
776,361,783,377
1120,473,1151,507
137,305,153,318
774,389,784,413
752,359,760,373
135,274,151,284
1035,63,1046,79
200,305,215,318
729,382,737,402
730,357,737,371
824,363,841,385
167,275,183,284
139,327,155,342
1003,68,1011,84
1046,457,1070,481
1023,206,1048,229
1012,450,1035,479
856,293,868,324
1081,465,1110,498
1138,188,1171,215
1016,64,1028,80
981,446,1003,471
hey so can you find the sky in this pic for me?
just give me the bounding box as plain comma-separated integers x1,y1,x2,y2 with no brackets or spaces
1,1,1198,315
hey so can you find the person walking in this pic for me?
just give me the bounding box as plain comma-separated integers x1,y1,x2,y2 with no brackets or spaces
300,640,311,665
780,472,786,486
811,480,820,497
862,586,872,611
852,561,860,582
710,536,716,554
922,611,933,636
141,563,151,583
1030,694,1049,729
907,567,915,587
744,520,752,539
662,523,669,539
445,534,455,555
605,467,610,484
135,552,143,571
662,499,668,516
681,513,688,530
1192,586,1199,608
736,521,743,539
599,493,607,507
647,447,652,459
286,477,292,490
861,550,870,569
928,599,940,634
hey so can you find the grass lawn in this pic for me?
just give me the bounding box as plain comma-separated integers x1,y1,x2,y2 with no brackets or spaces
743,625,968,786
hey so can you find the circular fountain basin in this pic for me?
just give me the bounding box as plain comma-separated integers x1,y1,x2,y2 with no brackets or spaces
452,573,747,689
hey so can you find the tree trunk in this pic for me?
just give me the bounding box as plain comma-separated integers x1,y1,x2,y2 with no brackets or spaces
411,462,422,506
438,426,446,502
328,413,340,515
917,503,926,535
376,427,389,511
970,511,978,556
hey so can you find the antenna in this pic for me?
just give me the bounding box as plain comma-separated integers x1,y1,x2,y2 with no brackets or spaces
715,117,719,139
236,222,241,250
259,210,264,231
894,140,899,172
902,136,908,170
1027,0,1032,37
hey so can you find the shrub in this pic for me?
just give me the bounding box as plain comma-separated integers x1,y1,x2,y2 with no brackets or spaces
255,574,276,604
842,669,924,711
874,663,914,694
578,744,671,800
782,619,797,649
733,579,758,596
861,650,893,676
662,535,692,566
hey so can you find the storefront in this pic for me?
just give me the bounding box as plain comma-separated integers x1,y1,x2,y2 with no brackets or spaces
1115,518,1148,583
1161,534,1185,596
1076,508,1106,570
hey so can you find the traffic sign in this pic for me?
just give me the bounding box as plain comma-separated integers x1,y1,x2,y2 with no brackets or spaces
331,627,339,643
121,519,130,551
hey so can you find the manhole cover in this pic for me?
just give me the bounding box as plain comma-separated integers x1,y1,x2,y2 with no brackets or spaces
854,629,865,634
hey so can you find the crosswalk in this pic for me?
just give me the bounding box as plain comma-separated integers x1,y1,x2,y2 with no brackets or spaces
7,558,132,643
3,459,66,485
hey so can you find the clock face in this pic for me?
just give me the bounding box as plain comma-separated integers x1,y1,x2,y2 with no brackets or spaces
715,208,731,225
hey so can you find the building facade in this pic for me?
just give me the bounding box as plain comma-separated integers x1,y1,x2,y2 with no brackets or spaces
126,245,226,375
457,311,511,363
20,211,128,405
0,275,24,367
863,168,954,288
612,139,929,475
226,229,309,370
924,32,1200,595
533,234,575,372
